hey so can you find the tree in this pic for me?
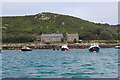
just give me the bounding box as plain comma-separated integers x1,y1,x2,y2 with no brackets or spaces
73,38,77,43
61,38,64,42
118,33,120,40
2,33,35,43
99,31,113,40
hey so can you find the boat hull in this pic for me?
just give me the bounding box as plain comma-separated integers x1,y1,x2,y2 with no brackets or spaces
0,49,3,53
20,49,32,51
61,48,68,51
53,46,59,51
53,49,59,51
89,47,100,52
115,46,120,49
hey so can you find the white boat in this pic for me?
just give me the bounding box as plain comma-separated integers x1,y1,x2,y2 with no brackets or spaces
0,47,3,53
115,46,120,49
61,45,69,51
20,46,32,52
89,43,100,52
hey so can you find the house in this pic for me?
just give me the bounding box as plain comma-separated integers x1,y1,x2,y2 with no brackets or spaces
35,35,41,41
66,34,79,42
41,34,63,42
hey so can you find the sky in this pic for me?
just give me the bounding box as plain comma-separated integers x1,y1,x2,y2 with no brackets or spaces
1,0,119,2
1,0,119,25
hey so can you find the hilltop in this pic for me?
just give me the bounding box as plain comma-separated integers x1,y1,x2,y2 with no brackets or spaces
1,12,119,43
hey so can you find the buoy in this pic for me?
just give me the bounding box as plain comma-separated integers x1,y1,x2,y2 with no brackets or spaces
64,49,68,51
54,49,57,51
19,50,23,52
93,51,96,53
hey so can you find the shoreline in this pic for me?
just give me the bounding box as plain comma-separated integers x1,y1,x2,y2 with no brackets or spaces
1,43,119,50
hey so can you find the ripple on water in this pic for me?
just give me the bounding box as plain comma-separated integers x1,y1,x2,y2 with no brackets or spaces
36,65,53,67
81,64,92,67
61,72,98,78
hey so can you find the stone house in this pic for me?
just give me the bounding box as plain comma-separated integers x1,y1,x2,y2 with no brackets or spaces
41,34,63,42
65,34,79,42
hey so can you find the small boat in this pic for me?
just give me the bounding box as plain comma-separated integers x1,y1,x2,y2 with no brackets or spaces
89,43,100,52
61,45,69,51
115,46,120,49
0,47,3,53
20,46,32,52
53,46,59,51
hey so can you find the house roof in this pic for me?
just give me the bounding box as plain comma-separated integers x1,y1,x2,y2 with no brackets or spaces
35,35,41,39
41,34,63,37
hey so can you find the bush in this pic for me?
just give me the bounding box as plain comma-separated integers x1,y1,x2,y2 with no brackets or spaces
73,38,77,43
2,33,35,43
104,40,117,44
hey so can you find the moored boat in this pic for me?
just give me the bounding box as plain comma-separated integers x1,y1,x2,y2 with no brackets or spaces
20,46,32,52
61,45,69,51
0,47,3,53
53,46,59,51
115,46,120,49
89,43,100,52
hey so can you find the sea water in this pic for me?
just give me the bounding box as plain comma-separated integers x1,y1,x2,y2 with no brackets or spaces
2,48,118,78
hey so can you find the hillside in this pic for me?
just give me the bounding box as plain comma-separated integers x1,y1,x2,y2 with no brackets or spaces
1,12,119,43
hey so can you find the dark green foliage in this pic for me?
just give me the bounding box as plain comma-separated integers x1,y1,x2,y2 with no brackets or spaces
99,31,113,40
104,40,118,44
118,33,120,40
61,38,64,42
73,38,77,43
1,12,119,43
2,33,35,43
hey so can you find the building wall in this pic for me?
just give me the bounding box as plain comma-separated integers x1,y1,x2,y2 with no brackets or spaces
41,34,63,42
66,34,79,42
41,34,79,42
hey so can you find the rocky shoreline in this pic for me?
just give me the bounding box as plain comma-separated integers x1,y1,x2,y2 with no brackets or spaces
1,43,119,50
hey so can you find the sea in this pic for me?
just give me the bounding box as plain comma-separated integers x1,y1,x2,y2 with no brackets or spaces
1,48,119,78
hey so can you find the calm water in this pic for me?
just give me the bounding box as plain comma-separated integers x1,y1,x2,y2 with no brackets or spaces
2,48,118,78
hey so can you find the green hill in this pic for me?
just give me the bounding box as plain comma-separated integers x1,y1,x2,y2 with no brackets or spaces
1,12,119,43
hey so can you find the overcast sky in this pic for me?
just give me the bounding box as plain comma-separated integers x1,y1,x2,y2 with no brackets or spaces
1,1,119,25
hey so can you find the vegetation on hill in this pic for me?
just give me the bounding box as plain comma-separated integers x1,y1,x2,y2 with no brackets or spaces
1,12,119,43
